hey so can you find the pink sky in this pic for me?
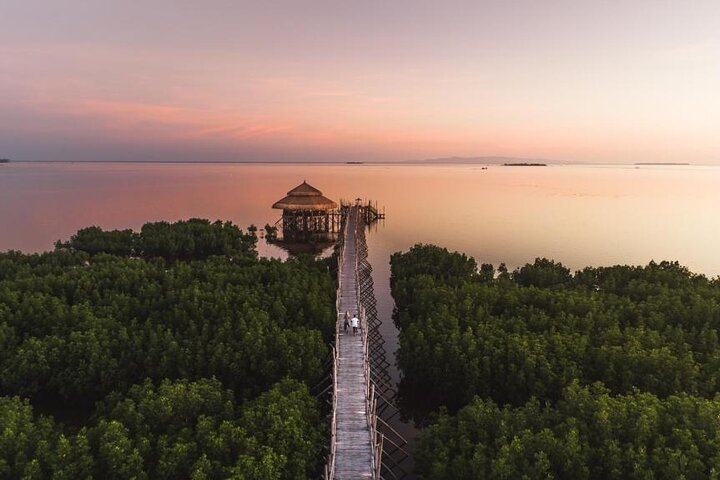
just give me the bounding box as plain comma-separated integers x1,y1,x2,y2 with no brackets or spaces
1,0,719,163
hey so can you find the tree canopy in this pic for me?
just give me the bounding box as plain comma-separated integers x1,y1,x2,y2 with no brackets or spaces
1,219,335,478
391,244,720,478
56,219,257,261
416,383,720,480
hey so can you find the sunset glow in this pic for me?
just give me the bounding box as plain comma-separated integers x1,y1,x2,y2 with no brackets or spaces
2,1,719,163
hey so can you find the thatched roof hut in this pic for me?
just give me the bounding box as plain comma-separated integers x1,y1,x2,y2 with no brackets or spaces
272,181,337,211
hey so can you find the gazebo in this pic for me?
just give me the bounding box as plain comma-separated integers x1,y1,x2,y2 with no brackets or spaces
272,181,340,242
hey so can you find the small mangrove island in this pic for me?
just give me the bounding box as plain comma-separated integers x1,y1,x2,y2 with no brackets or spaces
503,162,547,166
635,162,690,165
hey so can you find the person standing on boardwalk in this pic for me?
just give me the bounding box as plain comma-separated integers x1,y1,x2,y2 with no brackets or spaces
343,311,350,333
350,314,359,335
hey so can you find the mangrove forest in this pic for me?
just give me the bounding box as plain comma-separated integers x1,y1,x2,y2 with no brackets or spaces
391,244,720,479
0,219,335,479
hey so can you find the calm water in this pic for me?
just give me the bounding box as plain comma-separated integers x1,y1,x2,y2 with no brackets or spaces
3,161,720,473
3,162,720,273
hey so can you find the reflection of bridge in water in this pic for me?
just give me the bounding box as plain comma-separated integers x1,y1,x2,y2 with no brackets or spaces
324,205,407,480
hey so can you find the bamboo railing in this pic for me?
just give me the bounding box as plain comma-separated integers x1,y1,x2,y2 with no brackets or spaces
323,205,390,480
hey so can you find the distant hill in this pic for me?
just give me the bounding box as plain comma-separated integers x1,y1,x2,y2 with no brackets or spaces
634,162,690,166
503,162,547,167
407,156,555,165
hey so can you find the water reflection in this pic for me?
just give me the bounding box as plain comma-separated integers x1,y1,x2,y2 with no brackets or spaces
3,161,720,478
3,162,720,277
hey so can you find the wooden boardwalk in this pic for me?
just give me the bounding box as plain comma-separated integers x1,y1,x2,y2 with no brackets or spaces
333,207,375,479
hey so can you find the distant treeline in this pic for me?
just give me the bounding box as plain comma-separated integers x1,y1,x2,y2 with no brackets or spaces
391,244,720,479
0,219,335,479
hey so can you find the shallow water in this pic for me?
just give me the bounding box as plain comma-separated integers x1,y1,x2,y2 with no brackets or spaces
3,162,719,273
3,161,720,475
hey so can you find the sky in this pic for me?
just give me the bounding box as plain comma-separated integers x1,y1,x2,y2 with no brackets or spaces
1,0,719,163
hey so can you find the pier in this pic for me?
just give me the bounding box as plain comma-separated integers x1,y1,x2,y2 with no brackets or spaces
269,183,401,479
325,206,382,479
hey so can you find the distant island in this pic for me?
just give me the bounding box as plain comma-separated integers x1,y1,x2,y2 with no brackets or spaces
503,162,547,167
407,156,554,165
634,162,690,165
0,158,10,163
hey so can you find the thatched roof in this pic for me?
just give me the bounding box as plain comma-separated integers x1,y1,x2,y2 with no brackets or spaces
272,181,338,211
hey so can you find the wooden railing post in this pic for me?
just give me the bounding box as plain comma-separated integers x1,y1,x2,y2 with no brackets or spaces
326,205,390,480
323,207,350,480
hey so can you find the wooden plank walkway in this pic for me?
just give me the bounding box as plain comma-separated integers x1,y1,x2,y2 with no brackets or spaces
334,207,374,479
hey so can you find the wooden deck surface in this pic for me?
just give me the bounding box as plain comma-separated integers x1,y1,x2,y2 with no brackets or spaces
334,208,374,479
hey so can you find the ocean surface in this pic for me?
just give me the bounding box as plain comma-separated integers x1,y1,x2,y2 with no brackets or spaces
3,162,720,272
3,161,720,473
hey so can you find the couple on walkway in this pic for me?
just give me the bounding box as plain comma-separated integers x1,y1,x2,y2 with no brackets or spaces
343,311,359,335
